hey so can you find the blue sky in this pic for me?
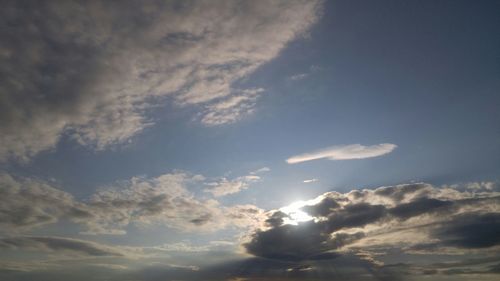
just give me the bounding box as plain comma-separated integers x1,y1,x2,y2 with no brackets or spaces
1,1,499,280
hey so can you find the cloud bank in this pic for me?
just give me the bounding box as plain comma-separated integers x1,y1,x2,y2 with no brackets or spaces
0,0,322,161
286,143,397,164
2,180,499,280
244,183,500,264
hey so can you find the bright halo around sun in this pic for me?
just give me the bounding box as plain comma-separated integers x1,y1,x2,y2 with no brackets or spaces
280,200,314,225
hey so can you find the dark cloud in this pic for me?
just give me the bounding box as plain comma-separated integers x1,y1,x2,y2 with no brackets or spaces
324,203,387,232
245,183,500,262
388,197,453,219
265,211,289,227
433,212,500,249
190,213,212,226
245,221,332,261
301,196,340,217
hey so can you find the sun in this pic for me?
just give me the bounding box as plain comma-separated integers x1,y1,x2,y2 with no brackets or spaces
279,200,314,225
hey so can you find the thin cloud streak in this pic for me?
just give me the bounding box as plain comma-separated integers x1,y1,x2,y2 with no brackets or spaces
286,143,397,164
303,178,318,183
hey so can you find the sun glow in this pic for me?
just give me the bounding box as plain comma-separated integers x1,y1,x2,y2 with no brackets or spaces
280,200,314,225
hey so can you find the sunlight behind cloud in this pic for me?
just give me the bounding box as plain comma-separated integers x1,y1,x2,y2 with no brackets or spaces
279,200,315,225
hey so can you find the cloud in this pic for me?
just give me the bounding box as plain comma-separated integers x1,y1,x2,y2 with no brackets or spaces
0,172,265,235
250,167,271,174
0,173,93,232
0,0,322,161
289,73,309,80
204,168,269,197
303,178,318,183
151,240,235,253
204,176,258,197
244,183,500,262
0,236,125,257
200,88,265,126
286,143,397,164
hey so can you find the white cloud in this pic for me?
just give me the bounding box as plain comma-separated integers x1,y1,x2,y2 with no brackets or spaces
204,174,262,197
286,143,397,164
303,178,318,183
0,0,322,161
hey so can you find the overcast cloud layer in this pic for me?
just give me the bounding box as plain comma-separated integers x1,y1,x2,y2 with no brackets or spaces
0,0,320,161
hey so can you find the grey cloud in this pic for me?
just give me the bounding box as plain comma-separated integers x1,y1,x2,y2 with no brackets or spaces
245,221,332,261
324,203,387,232
432,212,500,249
0,236,124,257
388,197,454,219
244,202,380,261
0,173,93,232
244,183,500,261
0,0,322,161
0,255,395,281
265,211,289,228
0,172,265,235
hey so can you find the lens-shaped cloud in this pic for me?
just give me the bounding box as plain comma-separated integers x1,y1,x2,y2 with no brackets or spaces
286,143,397,164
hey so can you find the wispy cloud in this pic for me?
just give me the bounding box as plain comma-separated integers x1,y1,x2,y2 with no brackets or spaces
200,88,264,126
0,236,126,257
204,167,270,197
286,143,397,164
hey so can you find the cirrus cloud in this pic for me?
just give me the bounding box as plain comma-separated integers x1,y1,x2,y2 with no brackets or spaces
286,143,397,164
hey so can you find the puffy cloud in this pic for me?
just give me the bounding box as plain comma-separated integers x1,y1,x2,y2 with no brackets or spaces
0,172,265,235
286,143,397,164
0,0,322,161
244,183,500,261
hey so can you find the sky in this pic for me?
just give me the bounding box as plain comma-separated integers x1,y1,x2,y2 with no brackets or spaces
0,0,499,280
